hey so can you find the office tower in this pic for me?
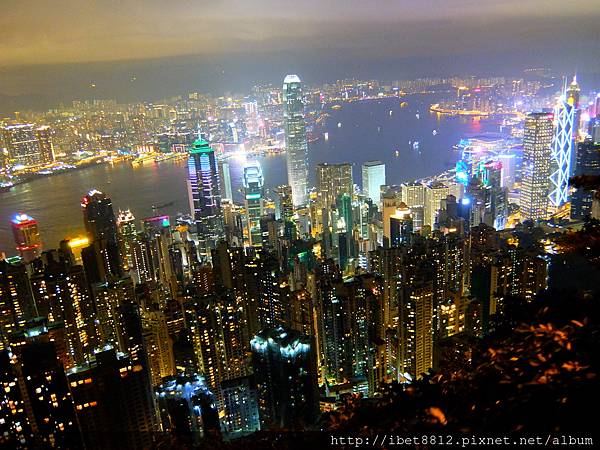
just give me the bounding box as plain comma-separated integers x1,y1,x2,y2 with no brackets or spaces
497,154,517,189
141,309,176,386
81,190,122,280
520,112,554,220
220,376,260,438
67,347,157,450
275,184,294,222
11,213,42,263
362,160,386,204
243,161,265,247
116,209,137,271
571,139,600,219
567,75,581,135
82,190,118,244
283,75,309,206
35,125,55,163
1,124,43,168
187,139,223,257
251,326,319,429
316,162,353,210
549,93,575,208
156,375,220,445
382,191,401,245
389,203,413,247
424,183,450,229
218,159,233,200
1,338,83,448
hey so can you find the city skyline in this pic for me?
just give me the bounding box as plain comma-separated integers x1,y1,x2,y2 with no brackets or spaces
1,2,599,447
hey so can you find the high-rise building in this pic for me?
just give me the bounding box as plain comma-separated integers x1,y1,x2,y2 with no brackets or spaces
1,124,44,168
316,163,353,210
187,139,223,257
218,159,233,201
520,112,554,220
81,190,122,282
11,213,42,263
35,125,55,163
571,139,600,219
362,161,386,204
1,337,83,448
549,94,575,208
424,183,450,229
250,326,319,429
220,376,260,438
283,75,309,207
141,309,176,386
275,185,294,222
156,374,220,445
0,260,36,346
67,347,157,450
116,209,137,272
243,161,265,247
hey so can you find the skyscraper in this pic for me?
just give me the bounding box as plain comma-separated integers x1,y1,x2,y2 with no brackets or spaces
81,190,122,281
243,161,265,247
11,213,42,263
283,75,309,207
571,139,600,219
362,161,386,204
549,94,575,209
316,162,353,210
520,112,554,220
250,326,319,429
187,139,223,257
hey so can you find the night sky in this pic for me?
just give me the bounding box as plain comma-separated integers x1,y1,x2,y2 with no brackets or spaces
1,0,599,111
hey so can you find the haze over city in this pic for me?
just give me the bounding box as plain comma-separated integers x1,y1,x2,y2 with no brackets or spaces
1,1,599,449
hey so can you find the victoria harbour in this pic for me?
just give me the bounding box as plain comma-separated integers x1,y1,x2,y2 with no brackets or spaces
0,94,496,254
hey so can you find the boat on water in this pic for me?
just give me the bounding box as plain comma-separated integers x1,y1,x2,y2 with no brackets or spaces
0,183,14,193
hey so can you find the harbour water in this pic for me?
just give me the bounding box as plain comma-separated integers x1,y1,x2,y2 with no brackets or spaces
0,94,499,255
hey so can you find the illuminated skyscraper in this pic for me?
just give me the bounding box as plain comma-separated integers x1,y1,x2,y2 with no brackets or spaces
316,162,353,210
243,161,264,247
116,209,137,272
283,75,309,207
187,139,223,258
11,213,42,263
520,112,554,220
362,160,386,204
549,93,575,209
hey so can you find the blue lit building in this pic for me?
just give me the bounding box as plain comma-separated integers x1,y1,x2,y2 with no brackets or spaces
250,326,319,429
156,374,221,445
549,93,575,209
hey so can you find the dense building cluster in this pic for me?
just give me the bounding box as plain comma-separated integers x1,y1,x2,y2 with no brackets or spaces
1,73,600,448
